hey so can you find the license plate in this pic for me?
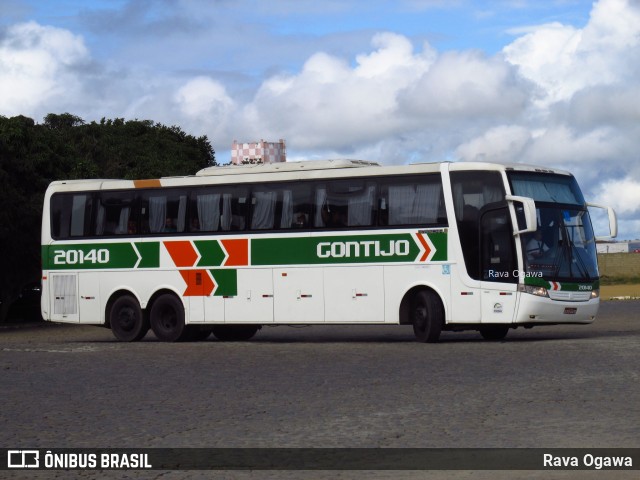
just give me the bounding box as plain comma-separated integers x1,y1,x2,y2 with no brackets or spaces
564,308,577,314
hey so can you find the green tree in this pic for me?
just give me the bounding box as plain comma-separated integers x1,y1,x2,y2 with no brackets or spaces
0,113,216,321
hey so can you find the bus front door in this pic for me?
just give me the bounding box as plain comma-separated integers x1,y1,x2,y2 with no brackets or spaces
479,207,518,323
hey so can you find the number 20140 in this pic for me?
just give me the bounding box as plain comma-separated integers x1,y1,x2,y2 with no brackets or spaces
53,249,110,265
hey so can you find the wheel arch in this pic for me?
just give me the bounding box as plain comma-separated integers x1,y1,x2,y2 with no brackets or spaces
398,284,448,325
147,288,185,318
105,289,141,328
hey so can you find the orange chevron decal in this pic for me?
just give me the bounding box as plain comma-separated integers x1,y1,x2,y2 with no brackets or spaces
165,241,198,267
416,232,432,262
221,238,249,266
180,269,215,296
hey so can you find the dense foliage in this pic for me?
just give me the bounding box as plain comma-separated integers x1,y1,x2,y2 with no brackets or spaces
0,113,216,320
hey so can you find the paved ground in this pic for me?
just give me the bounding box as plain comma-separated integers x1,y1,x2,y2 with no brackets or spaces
1,300,638,479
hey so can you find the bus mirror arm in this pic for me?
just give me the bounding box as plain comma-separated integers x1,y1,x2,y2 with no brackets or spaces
505,195,537,235
586,202,618,240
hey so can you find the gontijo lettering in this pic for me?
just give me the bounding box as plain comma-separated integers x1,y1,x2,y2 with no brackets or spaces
317,239,411,258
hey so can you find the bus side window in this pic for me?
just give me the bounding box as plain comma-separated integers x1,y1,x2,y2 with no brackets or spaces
50,193,94,240
377,192,389,226
278,185,312,229
138,191,187,235
316,180,376,229
190,187,244,233
382,175,444,227
251,190,277,230
94,192,135,236
192,191,221,232
224,187,248,231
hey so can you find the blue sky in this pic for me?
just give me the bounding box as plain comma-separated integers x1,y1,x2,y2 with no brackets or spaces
1,0,639,239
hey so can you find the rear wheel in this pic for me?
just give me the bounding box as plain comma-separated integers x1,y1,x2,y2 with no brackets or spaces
411,290,443,343
479,326,509,341
110,295,149,342
211,325,260,341
150,294,188,342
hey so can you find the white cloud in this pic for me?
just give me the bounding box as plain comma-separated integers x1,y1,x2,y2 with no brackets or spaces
240,32,532,156
1,0,640,238
0,21,90,116
503,0,640,107
455,125,531,164
520,126,619,168
399,49,529,122
174,76,235,138
591,177,640,239
244,32,436,149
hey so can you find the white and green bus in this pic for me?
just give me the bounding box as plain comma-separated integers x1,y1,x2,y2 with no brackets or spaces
41,160,617,342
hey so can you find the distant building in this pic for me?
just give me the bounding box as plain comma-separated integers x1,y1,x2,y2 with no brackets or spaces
597,241,640,253
598,242,629,254
231,139,286,165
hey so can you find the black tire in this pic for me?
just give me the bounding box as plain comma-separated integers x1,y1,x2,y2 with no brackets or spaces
150,294,188,342
109,295,149,342
411,290,443,343
211,325,260,341
479,326,509,341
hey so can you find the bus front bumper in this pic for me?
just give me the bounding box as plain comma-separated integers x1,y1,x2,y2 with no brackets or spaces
514,294,599,324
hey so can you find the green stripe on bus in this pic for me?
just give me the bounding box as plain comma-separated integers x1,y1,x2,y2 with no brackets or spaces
43,230,447,270
46,243,140,270
44,242,160,270
251,231,447,266
524,277,600,291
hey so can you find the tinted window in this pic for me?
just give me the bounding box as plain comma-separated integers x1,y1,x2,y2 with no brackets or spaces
190,185,249,233
49,173,450,239
95,191,136,236
378,175,445,227
139,190,187,234
50,193,93,239
451,171,506,280
508,172,585,205
314,179,377,228
248,183,313,231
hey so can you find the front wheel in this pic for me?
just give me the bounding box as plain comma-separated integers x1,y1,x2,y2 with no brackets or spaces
411,290,443,343
110,295,149,342
150,294,188,342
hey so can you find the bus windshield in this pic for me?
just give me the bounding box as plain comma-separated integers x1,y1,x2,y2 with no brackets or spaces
508,172,598,282
521,207,598,282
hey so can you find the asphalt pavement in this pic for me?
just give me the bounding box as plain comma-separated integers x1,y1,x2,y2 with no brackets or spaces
1,300,638,479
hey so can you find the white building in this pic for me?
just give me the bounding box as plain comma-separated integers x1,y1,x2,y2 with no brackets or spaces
597,241,640,253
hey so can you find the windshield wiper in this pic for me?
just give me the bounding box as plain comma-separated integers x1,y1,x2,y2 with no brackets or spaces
559,221,591,282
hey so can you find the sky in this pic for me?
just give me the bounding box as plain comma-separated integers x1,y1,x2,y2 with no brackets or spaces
1,0,639,239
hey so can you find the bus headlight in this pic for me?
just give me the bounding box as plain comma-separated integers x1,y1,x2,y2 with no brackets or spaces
518,284,549,298
591,289,600,299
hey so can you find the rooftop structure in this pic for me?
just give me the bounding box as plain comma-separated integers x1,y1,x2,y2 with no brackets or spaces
231,139,286,165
